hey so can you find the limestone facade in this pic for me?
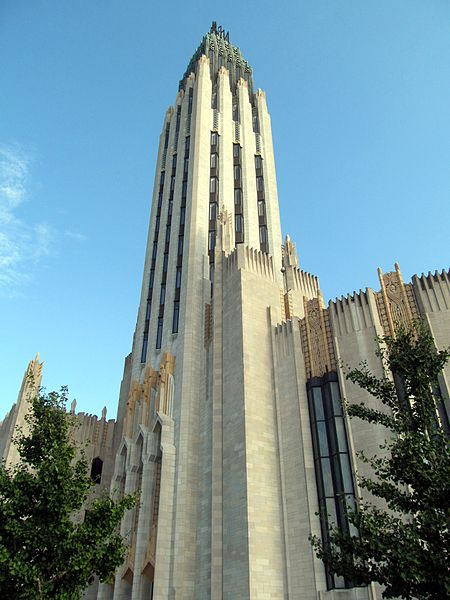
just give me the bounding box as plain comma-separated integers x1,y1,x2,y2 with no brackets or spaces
1,23,449,600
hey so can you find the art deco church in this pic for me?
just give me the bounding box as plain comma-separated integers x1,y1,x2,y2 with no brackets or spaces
1,23,449,600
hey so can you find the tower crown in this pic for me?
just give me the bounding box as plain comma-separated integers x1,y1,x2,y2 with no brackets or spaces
179,22,254,94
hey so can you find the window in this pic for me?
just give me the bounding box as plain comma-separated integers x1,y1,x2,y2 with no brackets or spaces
210,153,218,169
172,154,177,169
255,155,262,169
258,200,265,217
236,66,241,80
178,235,184,256
259,226,268,244
211,90,217,109
175,267,182,289
152,241,158,261
164,124,170,148
162,253,168,273
184,157,189,174
160,285,166,305
234,165,241,181
156,318,163,349
234,188,242,207
170,176,175,191
155,215,160,233
256,176,264,192
208,230,216,251
180,206,186,225
160,172,165,186
165,226,171,244
182,181,188,198
188,89,193,115
210,177,218,193
235,214,243,233
149,269,155,289
185,136,190,155
90,457,103,484
307,376,356,590
175,106,181,132
141,332,148,363
209,203,217,221
233,104,238,121
158,191,163,208
145,299,151,320
211,131,218,146
233,144,240,158
172,301,180,333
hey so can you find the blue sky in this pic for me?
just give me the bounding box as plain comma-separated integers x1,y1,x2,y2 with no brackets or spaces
1,0,449,419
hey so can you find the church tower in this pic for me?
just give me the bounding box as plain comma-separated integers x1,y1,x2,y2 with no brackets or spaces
86,23,450,600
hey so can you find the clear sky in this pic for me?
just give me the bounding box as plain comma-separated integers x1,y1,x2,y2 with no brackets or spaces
1,0,449,420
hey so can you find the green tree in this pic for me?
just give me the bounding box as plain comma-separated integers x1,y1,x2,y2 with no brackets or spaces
0,387,136,599
311,322,450,600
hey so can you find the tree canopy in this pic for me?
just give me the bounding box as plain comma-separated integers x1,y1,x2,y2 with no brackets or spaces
311,322,450,600
0,387,136,599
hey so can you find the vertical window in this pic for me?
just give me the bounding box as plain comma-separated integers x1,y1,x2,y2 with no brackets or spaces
235,214,243,233
180,206,186,225
175,267,182,289
234,165,241,181
141,332,148,363
210,177,218,193
258,200,265,217
211,131,218,145
185,136,190,155
145,299,151,321
255,155,262,169
159,285,166,305
259,226,268,245
156,318,163,349
210,153,218,169
308,376,356,590
90,457,103,484
209,203,217,221
233,144,240,158
172,154,177,169
256,176,264,192
188,88,193,114
234,188,242,207
172,301,180,333
178,236,184,256
208,230,216,251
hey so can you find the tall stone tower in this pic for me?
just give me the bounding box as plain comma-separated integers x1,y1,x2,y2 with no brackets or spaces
82,23,449,600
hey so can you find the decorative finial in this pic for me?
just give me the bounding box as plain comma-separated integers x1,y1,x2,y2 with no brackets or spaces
70,399,77,414
101,406,107,420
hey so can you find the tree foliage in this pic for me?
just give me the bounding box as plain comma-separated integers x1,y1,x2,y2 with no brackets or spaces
310,322,450,600
0,387,136,599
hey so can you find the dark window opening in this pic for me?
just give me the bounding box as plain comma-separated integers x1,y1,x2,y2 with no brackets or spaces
90,457,103,484
156,318,163,349
307,375,356,590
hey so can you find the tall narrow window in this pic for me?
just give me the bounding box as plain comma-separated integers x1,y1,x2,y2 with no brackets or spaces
141,332,148,363
90,457,103,484
307,375,356,590
234,165,241,181
172,301,180,333
156,318,163,350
